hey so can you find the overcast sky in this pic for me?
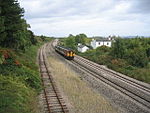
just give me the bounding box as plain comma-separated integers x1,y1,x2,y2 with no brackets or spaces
18,0,150,37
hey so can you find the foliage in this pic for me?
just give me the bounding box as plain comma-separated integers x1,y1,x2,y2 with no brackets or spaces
0,39,50,113
35,35,52,44
0,16,6,43
79,37,150,83
111,38,126,59
61,33,90,51
0,0,36,50
126,48,148,67
28,30,37,45
95,46,111,55
0,75,37,113
64,35,76,50
0,0,53,112
75,34,87,45
0,65,41,91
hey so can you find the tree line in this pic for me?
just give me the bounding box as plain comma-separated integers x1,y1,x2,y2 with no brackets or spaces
62,35,150,68
61,33,90,51
0,0,37,50
111,37,150,67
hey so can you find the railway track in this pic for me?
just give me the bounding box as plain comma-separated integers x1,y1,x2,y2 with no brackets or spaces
49,40,150,112
39,44,69,113
72,55,150,111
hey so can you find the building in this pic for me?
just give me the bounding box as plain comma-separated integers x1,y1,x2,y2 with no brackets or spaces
91,37,113,49
77,44,89,53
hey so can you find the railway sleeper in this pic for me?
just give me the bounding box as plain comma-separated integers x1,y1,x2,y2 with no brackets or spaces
49,104,67,107
48,100,65,104
46,89,58,92
50,108,68,113
48,101,66,104
42,74,49,77
50,105,67,109
45,89,60,93
46,94,62,97
47,96,63,100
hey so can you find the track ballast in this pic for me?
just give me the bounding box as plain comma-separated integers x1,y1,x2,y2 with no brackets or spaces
39,44,69,113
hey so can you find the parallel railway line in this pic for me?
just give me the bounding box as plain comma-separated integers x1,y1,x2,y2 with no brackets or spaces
73,55,150,110
49,40,150,112
39,44,69,113
75,55,150,92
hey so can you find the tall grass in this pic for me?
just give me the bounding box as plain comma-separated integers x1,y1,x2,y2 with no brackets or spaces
48,56,119,113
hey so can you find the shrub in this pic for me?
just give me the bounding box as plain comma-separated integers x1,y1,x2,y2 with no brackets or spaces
111,59,128,68
0,75,36,113
0,65,41,92
127,48,148,67
96,55,112,65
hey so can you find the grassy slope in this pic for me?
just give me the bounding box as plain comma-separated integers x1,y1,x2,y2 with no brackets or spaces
0,38,52,113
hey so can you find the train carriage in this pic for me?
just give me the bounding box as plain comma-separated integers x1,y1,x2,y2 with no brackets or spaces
55,46,75,60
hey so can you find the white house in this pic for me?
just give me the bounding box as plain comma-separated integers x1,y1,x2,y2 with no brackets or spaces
77,44,89,53
91,37,113,49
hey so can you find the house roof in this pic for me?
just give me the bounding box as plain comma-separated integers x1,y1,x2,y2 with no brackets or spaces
95,38,111,42
78,45,88,48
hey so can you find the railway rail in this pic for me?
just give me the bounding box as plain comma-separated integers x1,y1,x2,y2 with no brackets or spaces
73,55,150,110
39,44,69,113
49,40,150,112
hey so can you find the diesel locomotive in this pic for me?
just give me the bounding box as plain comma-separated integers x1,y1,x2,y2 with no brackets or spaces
55,46,75,60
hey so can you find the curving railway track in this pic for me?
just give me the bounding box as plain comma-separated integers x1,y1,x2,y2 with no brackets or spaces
47,40,150,112
38,44,69,113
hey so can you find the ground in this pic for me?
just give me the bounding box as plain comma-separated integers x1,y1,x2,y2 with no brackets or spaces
47,55,120,113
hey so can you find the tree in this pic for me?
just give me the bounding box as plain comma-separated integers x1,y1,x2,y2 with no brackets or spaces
146,47,150,58
0,0,32,50
111,38,126,59
75,33,87,45
28,30,37,45
64,35,76,50
0,16,6,44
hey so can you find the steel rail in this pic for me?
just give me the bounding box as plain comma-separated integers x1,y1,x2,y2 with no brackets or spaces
39,44,69,113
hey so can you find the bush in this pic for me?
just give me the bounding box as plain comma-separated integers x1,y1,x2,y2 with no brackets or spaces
0,61,41,92
96,55,112,65
127,48,148,67
0,75,37,113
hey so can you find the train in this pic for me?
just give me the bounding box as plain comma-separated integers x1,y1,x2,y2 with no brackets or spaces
55,46,75,60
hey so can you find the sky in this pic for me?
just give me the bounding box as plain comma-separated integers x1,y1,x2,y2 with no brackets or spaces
18,0,150,37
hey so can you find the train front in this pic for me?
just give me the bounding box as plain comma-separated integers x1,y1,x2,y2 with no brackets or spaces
66,50,75,60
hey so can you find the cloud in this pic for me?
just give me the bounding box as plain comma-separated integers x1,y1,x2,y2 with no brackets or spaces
19,0,122,19
18,0,150,37
129,0,150,14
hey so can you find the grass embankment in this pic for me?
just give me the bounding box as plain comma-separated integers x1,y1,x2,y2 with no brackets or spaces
108,61,150,83
0,38,51,113
48,56,119,113
79,52,150,84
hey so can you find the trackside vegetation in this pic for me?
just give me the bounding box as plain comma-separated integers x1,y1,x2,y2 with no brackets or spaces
0,36,52,113
61,35,150,83
0,0,52,112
